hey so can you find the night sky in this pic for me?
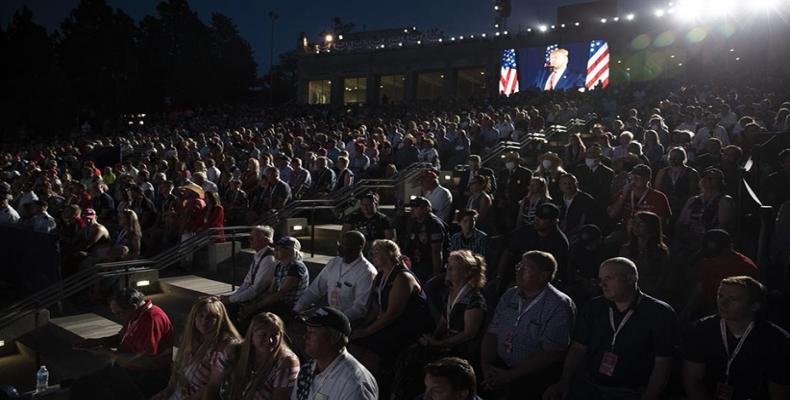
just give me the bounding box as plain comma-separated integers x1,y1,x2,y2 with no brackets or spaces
0,0,657,74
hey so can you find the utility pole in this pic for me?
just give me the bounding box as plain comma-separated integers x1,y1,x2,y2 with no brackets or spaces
268,11,279,107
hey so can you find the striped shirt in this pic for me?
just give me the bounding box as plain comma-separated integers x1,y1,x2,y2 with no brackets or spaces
487,284,576,367
172,339,237,400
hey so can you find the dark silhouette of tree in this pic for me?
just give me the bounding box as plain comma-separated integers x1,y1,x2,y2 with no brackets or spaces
2,7,57,135
209,13,257,101
0,0,259,137
58,0,140,116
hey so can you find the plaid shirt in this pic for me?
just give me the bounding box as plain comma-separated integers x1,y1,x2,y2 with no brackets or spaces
274,259,309,309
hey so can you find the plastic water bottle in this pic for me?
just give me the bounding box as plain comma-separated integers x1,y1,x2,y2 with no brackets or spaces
35,365,49,392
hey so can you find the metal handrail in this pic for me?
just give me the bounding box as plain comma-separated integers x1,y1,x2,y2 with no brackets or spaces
0,161,434,332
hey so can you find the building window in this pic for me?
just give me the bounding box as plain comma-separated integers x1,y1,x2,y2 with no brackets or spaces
457,68,487,98
379,74,405,104
308,80,331,104
417,71,445,100
344,77,367,104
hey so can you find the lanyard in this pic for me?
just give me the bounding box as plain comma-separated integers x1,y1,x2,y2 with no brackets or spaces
248,249,269,285
720,319,754,383
446,284,471,328
630,189,649,213
514,289,547,328
608,307,635,349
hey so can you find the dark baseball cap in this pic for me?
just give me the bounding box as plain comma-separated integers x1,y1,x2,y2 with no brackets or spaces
409,196,432,208
275,236,301,251
303,306,352,337
535,203,560,220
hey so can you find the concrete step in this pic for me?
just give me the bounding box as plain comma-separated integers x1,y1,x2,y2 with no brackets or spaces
0,308,50,342
49,313,122,343
159,275,233,298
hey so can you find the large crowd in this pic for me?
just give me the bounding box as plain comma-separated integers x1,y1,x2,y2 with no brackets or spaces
2,80,790,399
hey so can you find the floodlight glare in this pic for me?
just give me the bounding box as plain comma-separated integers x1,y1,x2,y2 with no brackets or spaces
655,8,666,17
574,21,581,26
749,0,778,11
601,18,608,23
626,13,635,20
539,25,548,32
325,34,333,42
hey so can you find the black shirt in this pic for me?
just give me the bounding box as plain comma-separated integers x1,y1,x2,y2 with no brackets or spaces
683,315,790,400
507,225,569,282
401,213,448,277
574,292,678,388
343,211,393,247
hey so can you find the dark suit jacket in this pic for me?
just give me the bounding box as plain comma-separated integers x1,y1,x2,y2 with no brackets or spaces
555,191,602,235
495,166,532,205
574,164,615,204
534,67,585,91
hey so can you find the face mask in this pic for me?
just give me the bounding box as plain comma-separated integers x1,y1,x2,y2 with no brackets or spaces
505,161,516,170
542,160,552,169
585,158,598,168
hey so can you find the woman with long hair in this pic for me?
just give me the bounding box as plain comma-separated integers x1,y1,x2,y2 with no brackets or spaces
517,177,552,227
619,211,671,299
203,312,299,400
115,208,142,258
151,296,241,400
203,192,225,241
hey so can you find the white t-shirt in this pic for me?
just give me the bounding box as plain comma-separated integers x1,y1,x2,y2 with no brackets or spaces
423,185,453,222
293,255,377,322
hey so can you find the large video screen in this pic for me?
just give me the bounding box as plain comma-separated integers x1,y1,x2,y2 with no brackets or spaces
514,40,610,92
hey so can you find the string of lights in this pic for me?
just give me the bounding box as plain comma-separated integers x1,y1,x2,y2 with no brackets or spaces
310,0,786,54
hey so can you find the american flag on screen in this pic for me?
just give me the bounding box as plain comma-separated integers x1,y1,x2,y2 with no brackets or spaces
499,48,519,96
545,43,559,63
586,40,610,90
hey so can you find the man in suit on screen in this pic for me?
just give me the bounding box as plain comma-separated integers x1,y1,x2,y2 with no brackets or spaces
534,48,585,91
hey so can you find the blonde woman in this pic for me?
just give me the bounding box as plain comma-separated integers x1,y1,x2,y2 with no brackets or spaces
151,296,241,400
203,313,299,400
115,209,143,258
517,177,552,227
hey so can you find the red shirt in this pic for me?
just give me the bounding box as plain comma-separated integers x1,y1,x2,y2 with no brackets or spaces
698,251,758,309
118,300,173,369
618,188,672,224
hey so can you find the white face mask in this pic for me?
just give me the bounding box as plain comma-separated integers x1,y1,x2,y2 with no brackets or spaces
585,158,598,168
542,160,552,169
505,161,516,170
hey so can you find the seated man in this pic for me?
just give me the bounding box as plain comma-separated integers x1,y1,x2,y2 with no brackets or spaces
220,225,277,317
544,257,678,400
481,251,576,400
419,357,483,400
294,231,377,325
293,306,378,400
239,236,308,323
683,276,790,400
70,288,173,399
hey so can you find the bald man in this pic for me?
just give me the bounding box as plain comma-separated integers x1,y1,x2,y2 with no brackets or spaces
293,231,377,324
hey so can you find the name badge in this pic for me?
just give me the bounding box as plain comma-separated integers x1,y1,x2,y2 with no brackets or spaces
715,382,734,400
599,351,618,376
329,289,340,306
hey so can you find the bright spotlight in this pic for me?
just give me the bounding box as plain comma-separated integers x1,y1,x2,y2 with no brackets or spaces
601,18,608,23
676,1,703,21
337,34,343,40
324,34,333,42
503,30,509,35
626,13,635,20
560,23,566,28
539,25,548,32
655,8,666,17
750,0,778,11
527,28,532,32
613,17,620,21
711,0,736,18
574,21,581,26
